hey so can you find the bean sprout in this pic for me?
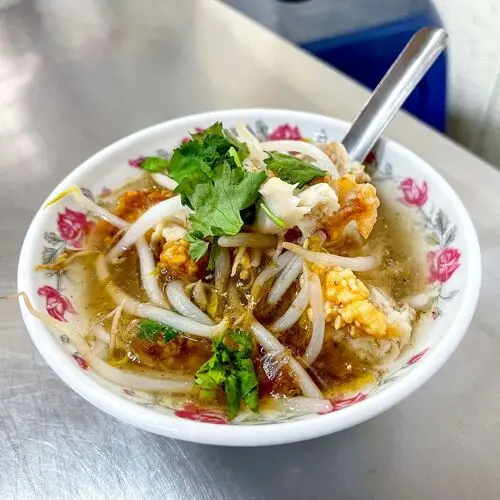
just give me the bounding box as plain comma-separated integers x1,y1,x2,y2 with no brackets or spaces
250,322,323,398
267,255,302,306
108,196,187,261
89,355,192,394
271,278,310,332
151,173,178,190
282,242,378,271
250,251,294,305
136,236,169,307
96,255,227,338
166,281,214,325
303,273,325,365
214,245,230,293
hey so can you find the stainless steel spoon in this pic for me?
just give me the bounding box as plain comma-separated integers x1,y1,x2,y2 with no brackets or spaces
342,27,448,163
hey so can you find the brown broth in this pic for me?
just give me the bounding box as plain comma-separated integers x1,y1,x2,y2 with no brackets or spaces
75,180,426,408
361,192,427,301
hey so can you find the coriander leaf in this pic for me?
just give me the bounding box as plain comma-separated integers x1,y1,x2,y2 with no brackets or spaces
187,162,266,239
227,330,258,412
232,168,267,210
169,123,249,193
227,329,253,358
194,337,227,397
193,330,259,419
137,319,162,342
137,319,179,343
140,156,170,173
185,231,209,260
236,357,259,412
193,123,249,161
191,122,224,141
264,152,325,187
195,358,226,390
225,372,241,420
227,135,249,161
212,334,226,350
170,123,247,189
162,326,179,343
169,141,212,188
167,122,260,260
228,147,243,169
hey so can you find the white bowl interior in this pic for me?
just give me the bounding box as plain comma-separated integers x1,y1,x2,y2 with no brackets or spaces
18,109,481,446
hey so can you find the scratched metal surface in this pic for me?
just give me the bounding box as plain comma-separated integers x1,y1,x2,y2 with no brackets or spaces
1,0,500,498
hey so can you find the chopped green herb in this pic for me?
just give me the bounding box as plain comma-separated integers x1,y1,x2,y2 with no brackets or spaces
136,319,179,343
190,122,249,162
228,146,243,169
224,373,241,420
169,122,248,192
186,162,266,247
162,326,179,343
194,329,259,419
166,123,264,260
139,156,170,173
226,328,253,357
260,202,286,228
184,231,209,261
264,151,325,187
235,357,259,412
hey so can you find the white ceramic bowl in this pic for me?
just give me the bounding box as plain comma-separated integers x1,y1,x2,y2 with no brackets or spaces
18,109,481,446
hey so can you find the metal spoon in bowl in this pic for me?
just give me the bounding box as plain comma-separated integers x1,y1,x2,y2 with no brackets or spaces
342,27,448,163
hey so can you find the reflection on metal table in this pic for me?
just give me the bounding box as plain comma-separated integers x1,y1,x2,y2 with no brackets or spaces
0,0,499,498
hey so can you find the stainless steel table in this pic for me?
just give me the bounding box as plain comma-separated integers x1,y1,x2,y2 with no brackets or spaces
1,1,499,498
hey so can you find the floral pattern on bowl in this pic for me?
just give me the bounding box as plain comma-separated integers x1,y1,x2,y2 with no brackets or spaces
373,162,461,317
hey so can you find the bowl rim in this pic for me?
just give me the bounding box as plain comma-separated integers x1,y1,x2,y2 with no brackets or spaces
17,108,482,446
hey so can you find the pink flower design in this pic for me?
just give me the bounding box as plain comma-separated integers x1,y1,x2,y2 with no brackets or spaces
57,208,90,247
407,348,429,366
128,156,144,168
37,285,76,322
72,353,88,370
175,403,228,424
398,178,428,207
428,247,461,283
330,392,367,412
267,124,302,141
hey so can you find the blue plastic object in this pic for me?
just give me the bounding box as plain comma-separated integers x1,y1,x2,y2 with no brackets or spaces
223,0,447,132
301,11,447,131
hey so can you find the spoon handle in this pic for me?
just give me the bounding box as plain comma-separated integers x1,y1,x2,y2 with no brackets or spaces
342,27,448,163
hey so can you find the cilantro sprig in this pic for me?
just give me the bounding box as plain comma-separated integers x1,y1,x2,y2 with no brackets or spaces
136,319,179,343
166,122,266,260
138,156,170,173
194,329,259,419
143,123,326,260
264,151,325,187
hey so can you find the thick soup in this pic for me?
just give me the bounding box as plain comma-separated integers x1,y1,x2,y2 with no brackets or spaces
40,122,428,419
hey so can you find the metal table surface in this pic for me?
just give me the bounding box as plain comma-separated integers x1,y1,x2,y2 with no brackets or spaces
0,1,499,498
